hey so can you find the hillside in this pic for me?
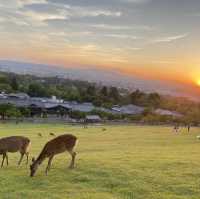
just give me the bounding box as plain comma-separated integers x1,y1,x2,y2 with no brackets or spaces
0,60,198,101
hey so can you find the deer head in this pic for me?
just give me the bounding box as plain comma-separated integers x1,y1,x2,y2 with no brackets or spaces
30,157,39,177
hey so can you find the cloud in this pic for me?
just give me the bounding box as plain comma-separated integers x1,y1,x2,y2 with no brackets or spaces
80,44,99,51
128,47,143,50
103,34,140,40
120,0,150,3
90,23,152,30
49,31,93,37
19,10,68,21
188,13,200,17
70,7,121,17
0,0,47,9
18,0,48,7
152,33,188,43
90,24,131,30
16,3,122,27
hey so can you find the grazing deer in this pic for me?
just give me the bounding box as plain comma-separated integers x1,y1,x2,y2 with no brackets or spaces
49,132,55,136
30,134,78,177
0,136,31,168
38,133,42,137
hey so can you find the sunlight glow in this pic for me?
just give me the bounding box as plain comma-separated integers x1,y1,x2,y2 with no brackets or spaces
197,80,200,86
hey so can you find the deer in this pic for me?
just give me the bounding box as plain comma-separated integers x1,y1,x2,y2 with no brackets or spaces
38,133,42,137
30,134,78,177
49,132,55,136
0,136,31,168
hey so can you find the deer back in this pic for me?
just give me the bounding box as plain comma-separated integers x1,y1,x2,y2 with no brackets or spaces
0,136,30,153
39,134,77,158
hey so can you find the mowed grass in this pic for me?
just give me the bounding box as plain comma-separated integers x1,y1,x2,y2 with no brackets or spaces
0,123,200,199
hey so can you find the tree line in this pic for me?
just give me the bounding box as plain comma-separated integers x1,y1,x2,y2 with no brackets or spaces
0,72,200,124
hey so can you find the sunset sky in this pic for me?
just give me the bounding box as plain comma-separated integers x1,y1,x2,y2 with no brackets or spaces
0,0,200,88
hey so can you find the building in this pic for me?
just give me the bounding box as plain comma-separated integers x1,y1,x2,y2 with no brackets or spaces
8,93,30,100
85,115,102,123
111,104,144,115
154,109,183,117
0,92,145,118
71,102,94,113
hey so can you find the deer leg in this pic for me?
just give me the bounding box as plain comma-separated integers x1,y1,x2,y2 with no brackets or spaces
1,153,6,168
18,153,24,165
5,154,8,166
45,156,54,176
68,150,77,169
26,153,29,165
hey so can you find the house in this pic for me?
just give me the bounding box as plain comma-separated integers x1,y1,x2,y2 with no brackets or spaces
85,115,101,123
71,102,94,113
154,109,183,117
31,96,63,103
111,105,121,113
120,104,144,115
0,92,7,99
8,93,30,99
111,104,144,115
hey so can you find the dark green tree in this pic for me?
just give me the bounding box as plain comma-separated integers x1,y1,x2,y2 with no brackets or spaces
130,89,145,105
109,87,120,102
100,86,108,97
86,85,96,96
148,92,161,108
28,83,48,97
0,103,21,120
10,76,19,91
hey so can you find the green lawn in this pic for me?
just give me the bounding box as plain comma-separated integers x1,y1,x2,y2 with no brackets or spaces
0,123,200,199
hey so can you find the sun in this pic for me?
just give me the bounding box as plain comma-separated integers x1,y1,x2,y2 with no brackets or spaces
197,80,200,86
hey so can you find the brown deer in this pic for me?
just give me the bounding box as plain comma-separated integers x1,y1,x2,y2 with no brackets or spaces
38,133,42,137
49,132,55,136
0,136,31,168
30,134,78,177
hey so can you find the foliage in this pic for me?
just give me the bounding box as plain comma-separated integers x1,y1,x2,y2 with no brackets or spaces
69,110,86,119
0,71,199,124
10,76,19,91
0,103,21,119
28,83,49,97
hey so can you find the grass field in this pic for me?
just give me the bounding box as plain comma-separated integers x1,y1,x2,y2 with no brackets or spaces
0,123,200,199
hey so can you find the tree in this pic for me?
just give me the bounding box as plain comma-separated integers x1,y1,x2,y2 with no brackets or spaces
6,107,21,118
109,87,120,102
69,111,86,119
148,92,161,108
130,89,146,105
10,76,19,91
19,107,31,117
100,86,108,97
28,83,48,97
0,83,12,93
0,103,21,120
86,85,96,96
93,99,103,107
0,75,9,84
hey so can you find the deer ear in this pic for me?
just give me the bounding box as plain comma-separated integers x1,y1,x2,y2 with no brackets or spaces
32,157,35,163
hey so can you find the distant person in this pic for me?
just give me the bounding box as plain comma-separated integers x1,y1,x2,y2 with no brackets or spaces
83,120,88,128
174,124,179,133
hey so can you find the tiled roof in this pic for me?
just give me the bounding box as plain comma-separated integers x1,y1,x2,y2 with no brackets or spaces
86,115,101,120
155,109,183,117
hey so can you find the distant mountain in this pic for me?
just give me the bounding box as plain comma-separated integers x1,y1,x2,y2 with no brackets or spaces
0,60,199,101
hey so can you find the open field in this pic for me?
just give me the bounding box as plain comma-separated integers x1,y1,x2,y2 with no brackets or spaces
0,123,200,199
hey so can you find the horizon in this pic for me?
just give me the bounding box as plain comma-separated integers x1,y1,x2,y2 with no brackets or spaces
0,0,200,96
0,59,200,102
